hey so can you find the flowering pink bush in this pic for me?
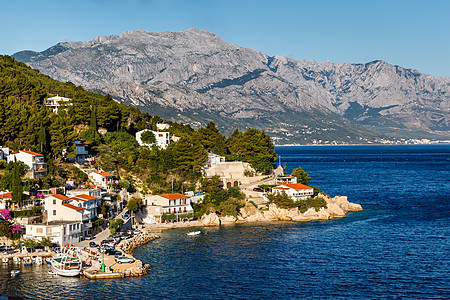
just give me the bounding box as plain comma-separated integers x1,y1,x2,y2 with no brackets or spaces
1,209,11,220
10,224,21,234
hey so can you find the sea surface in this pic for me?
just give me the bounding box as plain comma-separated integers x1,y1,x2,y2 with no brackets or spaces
1,144,449,299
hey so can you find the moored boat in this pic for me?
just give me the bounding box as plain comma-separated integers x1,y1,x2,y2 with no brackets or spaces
11,270,20,277
35,256,43,264
13,256,20,263
23,257,32,266
186,231,201,236
2,257,8,263
45,257,52,265
51,247,82,277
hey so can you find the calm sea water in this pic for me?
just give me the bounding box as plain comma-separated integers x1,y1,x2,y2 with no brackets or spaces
1,145,449,299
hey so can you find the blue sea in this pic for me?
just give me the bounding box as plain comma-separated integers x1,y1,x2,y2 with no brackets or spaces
1,145,449,299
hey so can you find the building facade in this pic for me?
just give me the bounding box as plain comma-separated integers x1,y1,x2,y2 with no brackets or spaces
7,150,47,179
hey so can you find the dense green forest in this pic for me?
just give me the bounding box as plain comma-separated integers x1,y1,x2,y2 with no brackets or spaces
0,55,277,195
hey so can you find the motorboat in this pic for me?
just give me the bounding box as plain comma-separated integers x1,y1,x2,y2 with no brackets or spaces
186,231,201,236
23,257,32,266
13,256,20,263
35,256,43,265
11,270,20,277
48,270,57,275
2,257,8,263
45,257,52,265
51,247,82,277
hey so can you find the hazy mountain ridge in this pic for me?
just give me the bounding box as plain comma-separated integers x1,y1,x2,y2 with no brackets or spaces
13,29,450,143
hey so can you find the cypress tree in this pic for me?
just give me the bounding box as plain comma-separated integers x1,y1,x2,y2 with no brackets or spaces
11,160,23,207
38,121,47,154
90,105,97,133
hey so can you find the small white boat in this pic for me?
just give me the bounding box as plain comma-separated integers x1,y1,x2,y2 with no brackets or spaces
11,270,20,277
35,256,43,265
48,270,57,275
45,257,52,265
186,231,201,236
23,257,32,266
13,256,20,263
2,257,8,263
51,247,82,277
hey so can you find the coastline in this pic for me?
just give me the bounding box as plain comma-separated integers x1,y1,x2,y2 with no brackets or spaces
142,194,363,230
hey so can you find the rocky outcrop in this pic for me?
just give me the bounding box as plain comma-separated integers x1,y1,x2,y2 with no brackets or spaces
201,213,221,226
13,29,449,142
226,194,363,224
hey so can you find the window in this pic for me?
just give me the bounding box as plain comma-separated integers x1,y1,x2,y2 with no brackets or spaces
37,228,43,234
53,210,56,216
53,199,56,205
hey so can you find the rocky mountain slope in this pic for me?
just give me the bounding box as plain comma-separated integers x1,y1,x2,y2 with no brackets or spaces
13,29,450,143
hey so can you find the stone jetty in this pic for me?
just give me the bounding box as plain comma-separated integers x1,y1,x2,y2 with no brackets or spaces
83,230,159,279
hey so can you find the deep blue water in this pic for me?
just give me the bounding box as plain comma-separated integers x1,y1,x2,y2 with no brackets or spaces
1,145,449,299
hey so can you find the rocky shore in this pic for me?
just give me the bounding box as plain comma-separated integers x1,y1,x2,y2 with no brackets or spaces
116,230,160,254
201,194,363,226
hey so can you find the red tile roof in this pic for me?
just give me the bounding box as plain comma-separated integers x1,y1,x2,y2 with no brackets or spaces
70,197,87,202
285,183,313,190
52,194,69,201
0,192,12,199
158,193,190,200
95,171,115,177
21,150,44,156
76,194,97,200
62,203,84,211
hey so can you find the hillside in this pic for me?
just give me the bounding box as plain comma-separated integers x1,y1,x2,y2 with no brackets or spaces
13,29,450,143
0,55,277,194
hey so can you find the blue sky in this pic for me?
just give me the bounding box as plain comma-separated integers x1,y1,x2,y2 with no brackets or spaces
1,0,449,77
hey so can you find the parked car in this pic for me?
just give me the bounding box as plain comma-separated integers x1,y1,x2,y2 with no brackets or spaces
133,230,141,235
89,242,98,248
115,256,135,264
85,235,95,240
35,245,45,252
253,187,264,192
123,213,129,219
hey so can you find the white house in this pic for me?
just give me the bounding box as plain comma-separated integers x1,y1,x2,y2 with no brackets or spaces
43,95,72,113
275,176,298,185
43,194,95,237
7,150,47,179
136,129,171,149
203,153,226,170
67,194,101,221
0,191,12,210
88,171,117,189
272,183,314,201
24,220,83,247
72,140,92,163
156,123,170,131
44,194,87,222
143,193,194,223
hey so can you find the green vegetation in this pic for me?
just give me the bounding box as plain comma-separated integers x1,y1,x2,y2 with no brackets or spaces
140,130,156,144
23,237,38,250
291,167,311,185
193,177,246,218
40,236,54,248
126,197,143,212
109,218,124,234
11,206,42,218
0,55,277,199
266,191,327,213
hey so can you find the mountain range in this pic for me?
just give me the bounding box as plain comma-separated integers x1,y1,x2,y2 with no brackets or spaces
13,29,450,144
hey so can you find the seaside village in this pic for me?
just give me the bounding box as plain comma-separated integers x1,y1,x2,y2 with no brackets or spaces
0,95,361,279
